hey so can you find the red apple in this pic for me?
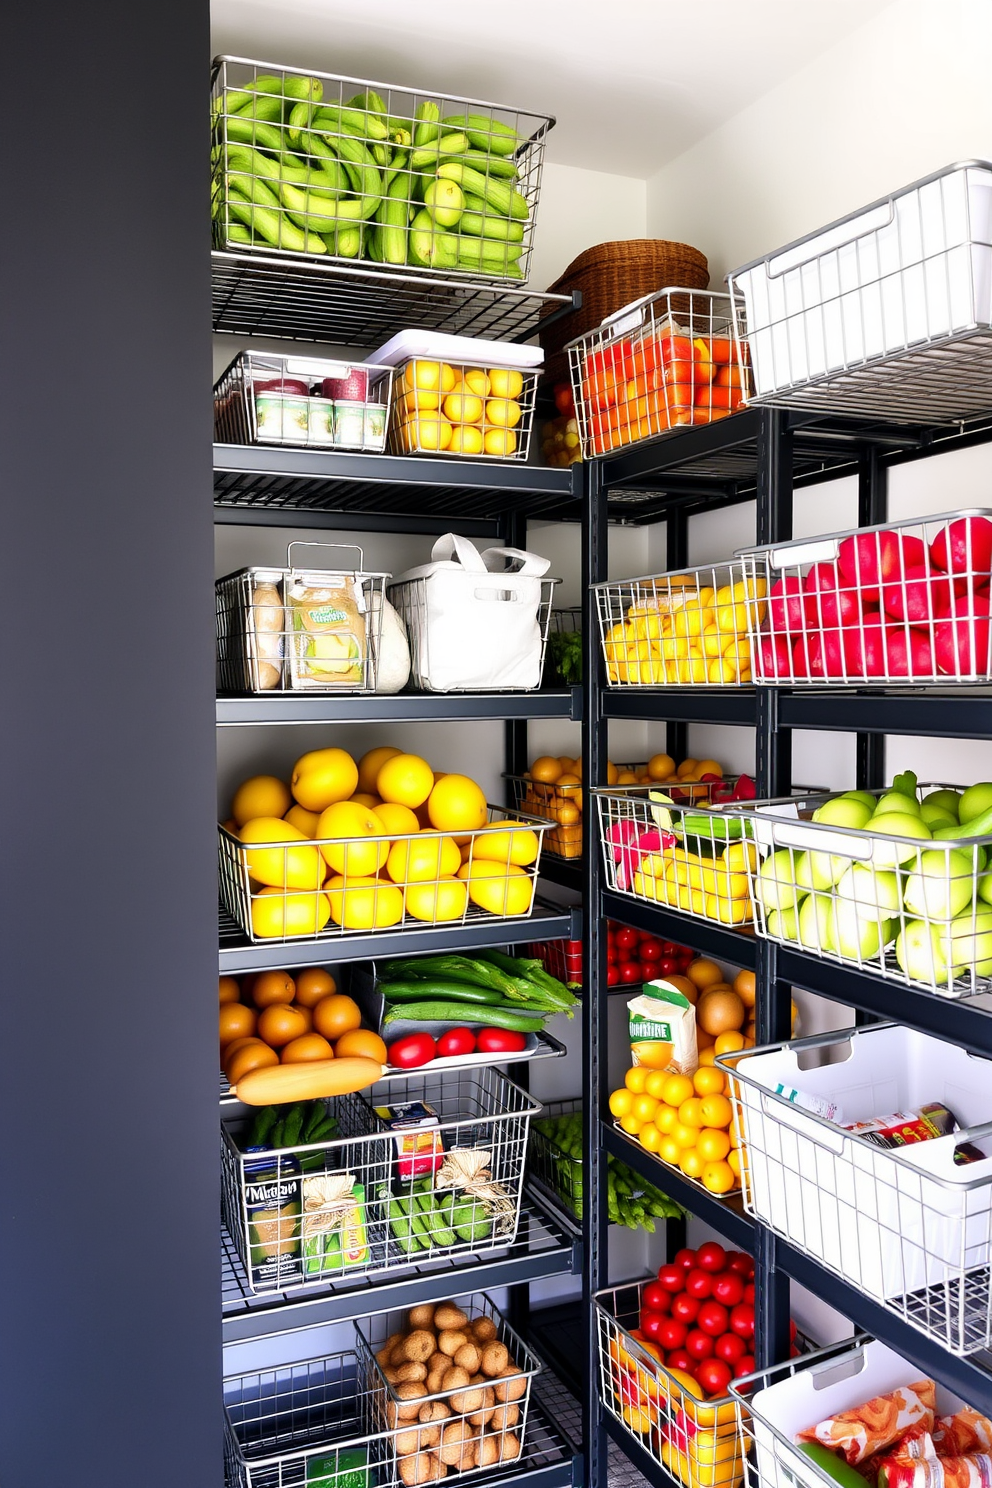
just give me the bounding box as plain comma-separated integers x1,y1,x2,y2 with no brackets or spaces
878,625,935,678
881,564,953,624
768,575,805,630
838,530,926,602
934,593,992,676
803,562,861,628
805,629,847,678
930,516,992,579
791,634,812,678
757,631,793,679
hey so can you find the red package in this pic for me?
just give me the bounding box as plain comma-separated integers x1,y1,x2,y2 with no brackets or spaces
798,1380,937,1466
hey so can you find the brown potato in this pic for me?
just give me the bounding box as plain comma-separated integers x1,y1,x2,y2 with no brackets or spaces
418,1401,450,1425
449,1386,485,1415
433,1304,469,1331
468,1387,495,1427
439,1366,469,1392
439,1420,477,1468
468,1374,484,1385
387,1383,428,1427
423,1456,446,1483
426,1351,448,1376
376,1345,395,1367
393,1362,428,1384
403,1330,437,1363
480,1341,509,1377
395,1425,440,1454
473,1436,500,1468
408,1304,436,1331
470,1317,498,1344
453,1342,481,1374
391,1341,412,1366
426,1367,449,1396
489,1403,520,1431
399,1454,435,1486
493,1368,527,1404
437,1330,468,1358
497,1433,521,1462
384,1330,406,1353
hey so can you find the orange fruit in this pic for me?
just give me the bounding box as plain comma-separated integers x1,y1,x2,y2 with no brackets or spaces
672,1122,698,1149
700,1093,734,1129
714,1031,746,1056
692,1065,726,1097
639,1122,663,1153
734,969,756,1008
294,1005,313,1033
679,1147,706,1179
312,993,363,1041
257,1003,308,1048
702,1160,736,1194
655,1104,679,1134
644,1070,670,1099
609,1088,634,1119
225,1039,279,1085
686,957,724,991
220,1002,256,1050
697,989,746,1036
697,1048,717,1067
335,1028,388,1063
428,774,488,833
294,967,337,1008
376,753,435,808
232,774,292,827
219,976,240,1005
280,1032,335,1063
531,757,562,784
357,745,402,796
678,1097,705,1129
624,1067,649,1093
372,802,421,837
661,1073,694,1107
659,1136,682,1166
222,1036,260,1061
728,1150,742,1178
632,1093,659,1123
251,969,297,1008
696,1128,732,1163
619,1112,643,1136
647,753,675,781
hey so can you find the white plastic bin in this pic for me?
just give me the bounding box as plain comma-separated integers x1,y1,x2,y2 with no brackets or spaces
720,1023,992,1354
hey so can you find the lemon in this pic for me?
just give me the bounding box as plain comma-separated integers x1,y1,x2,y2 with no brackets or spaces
378,753,435,808
428,774,488,833
324,875,404,929
357,745,402,796
251,887,331,938
284,803,320,837
472,822,540,866
316,801,389,877
387,834,461,883
456,859,534,916
372,801,421,836
232,775,292,827
485,397,522,429
406,415,452,452
488,368,523,399
402,360,456,396
443,388,484,424
448,424,484,456
291,747,359,812
239,818,325,889
404,876,469,922
462,367,492,397
483,427,517,457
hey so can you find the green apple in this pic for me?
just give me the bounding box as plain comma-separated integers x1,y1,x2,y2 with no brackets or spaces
923,788,962,820
796,849,851,891
836,864,901,915
756,850,802,914
939,908,992,977
797,893,834,953
812,796,873,830
873,791,922,818
840,790,878,813
903,849,975,920
895,920,948,985
959,782,992,825
832,900,893,960
979,873,992,907
920,803,958,830
767,905,800,942
868,814,933,868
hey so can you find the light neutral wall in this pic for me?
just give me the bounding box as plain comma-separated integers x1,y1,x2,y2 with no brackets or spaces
529,163,646,291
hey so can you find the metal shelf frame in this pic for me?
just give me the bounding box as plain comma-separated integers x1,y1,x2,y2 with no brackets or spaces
217,689,581,726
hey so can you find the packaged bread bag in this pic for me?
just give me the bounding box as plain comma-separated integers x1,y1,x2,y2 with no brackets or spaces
628,978,697,1074
288,571,367,688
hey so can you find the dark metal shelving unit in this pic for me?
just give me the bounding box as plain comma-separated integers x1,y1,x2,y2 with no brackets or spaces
580,405,992,1488
217,689,580,726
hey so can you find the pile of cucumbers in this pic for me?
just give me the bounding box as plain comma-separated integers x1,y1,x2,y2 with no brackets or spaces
384,1176,493,1256
245,1100,338,1170
213,73,532,279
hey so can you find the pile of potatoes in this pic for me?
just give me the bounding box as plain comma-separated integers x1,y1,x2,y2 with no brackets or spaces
375,1300,529,1483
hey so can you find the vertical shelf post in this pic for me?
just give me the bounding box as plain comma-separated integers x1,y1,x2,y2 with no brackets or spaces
856,448,888,793
666,507,689,765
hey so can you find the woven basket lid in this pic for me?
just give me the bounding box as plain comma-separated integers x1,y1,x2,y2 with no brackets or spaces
547,238,709,294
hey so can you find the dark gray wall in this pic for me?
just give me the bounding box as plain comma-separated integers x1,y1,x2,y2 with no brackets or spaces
0,3,218,1483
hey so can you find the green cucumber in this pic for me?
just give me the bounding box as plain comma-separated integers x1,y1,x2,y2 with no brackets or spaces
224,116,294,155
312,103,389,142
441,113,520,156
454,236,524,274
451,1199,492,1244
226,181,326,255
457,206,525,244
382,1001,544,1031
415,1194,457,1248
409,210,459,269
410,131,470,171
301,130,382,217
249,1105,279,1147
436,162,528,221
797,1444,872,1488
389,1197,421,1254
280,1103,306,1147
378,170,411,265
447,150,519,180
413,100,441,148
379,980,506,1005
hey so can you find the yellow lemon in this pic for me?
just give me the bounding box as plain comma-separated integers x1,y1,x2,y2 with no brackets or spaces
402,359,456,396
357,745,402,796
315,800,389,877
485,397,522,429
443,387,485,424
448,423,485,455
403,876,469,922
386,834,461,883
456,859,534,916
372,801,421,836
609,1088,634,1119
462,367,491,397
659,1136,682,1166
324,875,404,929
250,887,331,939
624,1067,648,1093
232,775,292,827
483,427,518,457
407,415,453,452
284,803,320,837
290,747,359,812
239,818,325,889
428,774,488,833
488,367,523,399
377,753,435,808
471,821,540,866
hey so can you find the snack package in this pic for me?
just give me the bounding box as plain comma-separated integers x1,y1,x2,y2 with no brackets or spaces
877,1434,992,1488
935,1414,992,1457
628,978,697,1074
288,573,367,688
249,580,284,690
797,1380,937,1466
844,1105,985,1165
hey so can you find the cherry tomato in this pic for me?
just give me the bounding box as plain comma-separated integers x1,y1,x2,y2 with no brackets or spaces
606,945,618,964
696,1242,728,1273
673,1248,697,1270
711,1273,745,1308
641,1281,670,1314
696,1358,733,1396
657,1318,687,1351
685,1328,714,1361
730,1304,755,1340
666,1349,693,1374
639,939,663,961
743,1283,755,1305
636,962,655,983
436,1027,476,1058
684,1268,713,1300
662,942,679,955
714,1333,747,1366
670,1294,699,1326
387,1033,436,1068
657,1264,685,1293
616,927,640,951
697,1301,730,1337
477,1028,526,1053
734,1355,756,1380
606,966,620,986
617,946,633,963
640,1311,665,1343
658,957,679,975
620,963,641,983
729,1253,754,1279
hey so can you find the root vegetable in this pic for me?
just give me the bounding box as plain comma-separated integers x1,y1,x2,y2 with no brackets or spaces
471,1317,498,1344
393,1362,428,1384
440,1366,469,1392
493,1368,527,1403
403,1330,437,1363
453,1343,481,1374
418,1401,450,1425
480,1341,509,1377
395,1425,440,1454
497,1433,521,1462
439,1421,477,1468
433,1305,469,1331
489,1403,520,1431
449,1387,485,1414
468,1387,495,1427
408,1304,436,1330
399,1453,441,1485
387,1384,428,1426
426,1366,449,1395
438,1330,468,1357
473,1437,500,1468
426,1351,448,1375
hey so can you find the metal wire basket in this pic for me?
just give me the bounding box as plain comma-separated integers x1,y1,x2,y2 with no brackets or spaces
505,763,652,862
221,1066,540,1296
592,564,757,688
218,806,551,943
355,1291,541,1479
719,1024,992,1356
216,543,390,694
736,508,992,685
732,782,992,998
595,1280,745,1488
387,357,538,461
213,349,393,452
528,1098,585,1217
728,160,992,423
567,288,750,459
387,576,558,693
211,56,553,285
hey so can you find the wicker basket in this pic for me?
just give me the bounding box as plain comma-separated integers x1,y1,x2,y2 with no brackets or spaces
539,239,709,386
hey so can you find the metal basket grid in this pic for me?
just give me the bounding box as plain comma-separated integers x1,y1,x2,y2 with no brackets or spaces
732,782,992,998
224,1346,394,1488
221,1065,540,1297
718,1027,992,1356
355,1291,541,1480
211,56,553,285
566,288,750,459
218,806,551,943
387,577,558,693
728,161,992,423
528,1098,584,1217
595,1280,744,1488
592,564,758,688
216,544,390,694
505,762,646,863
593,786,755,929
736,508,992,685
387,359,538,461
213,349,393,452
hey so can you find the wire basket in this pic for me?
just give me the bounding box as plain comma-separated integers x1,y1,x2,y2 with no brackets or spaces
505,763,657,862
593,564,759,687
528,1098,584,1217
567,288,750,459
387,576,558,693
593,786,756,928
525,937,583,985
211,56,553,285
733,782,992,998
224,1345,394,1488
214,349,393,452
595,1280,744,1488
221,1066,540,1296
544,606,583,687
719,1024,992,1356
737,508,992,685
387,358,538,460
728,160,992,423
218,806,551,943
216,544,390,694
355,1291,541,1479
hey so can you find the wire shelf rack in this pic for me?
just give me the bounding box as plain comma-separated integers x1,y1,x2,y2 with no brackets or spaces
592,564,756,688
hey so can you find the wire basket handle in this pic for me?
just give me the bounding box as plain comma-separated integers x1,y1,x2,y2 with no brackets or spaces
762,198,897,280
287,541,366,573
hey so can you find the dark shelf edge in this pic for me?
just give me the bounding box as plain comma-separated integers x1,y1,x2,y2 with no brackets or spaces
216,691,577,726
213,443,576,498
601,689,757,726
779,689,992,739
602,892,758,968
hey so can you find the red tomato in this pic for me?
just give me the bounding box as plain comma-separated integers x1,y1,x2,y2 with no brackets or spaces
641,1281,670,1314
606,944,618,964
670,1294,699,1326
734,1355,756,1380
661,942,679,955
730,1304,755,1340
743,1283,755,1305
697,1301,730,1338
657,1318,687,1351
634,962,653,982
696,1242,728,1273
658,1264,685,1293
616,926,640,951
387,1033,436,1068
666,1349,693,1374
639,938,663,961
617,946,633,963
606,966,620,986
714,1333,747,1365
477,1028,527,1053
685,1269,713,1300
711,1273,745,1308
685,1328,714,1361
673,1248,697,1270
436,1028,476,1058
658,957,678,975
696,1358,733,1397
640,1311,666,1343
726,1251,752,1274
620,963,641,983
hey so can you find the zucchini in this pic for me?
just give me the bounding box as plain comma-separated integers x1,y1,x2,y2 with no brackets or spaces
226,181,326,255
312,102,389,143
454,235,524,274
416,1194,457,1248
301,129,382,218
458,199,525,243
441,113,520,155
382,1000,544,1031
436,162,528,220
409,209,458,269
224,116,293,155
682,814,745,843
389,1197,421,1254
412,100,441,148
325,223,362,258
377,170,410,265
379,980,505,1005
409,131,469,171
446,150,519,180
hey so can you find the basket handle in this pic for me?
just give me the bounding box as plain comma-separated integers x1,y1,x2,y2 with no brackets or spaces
763,198,897,280
431,533,488,571
287,541,366,572
480,546,551,578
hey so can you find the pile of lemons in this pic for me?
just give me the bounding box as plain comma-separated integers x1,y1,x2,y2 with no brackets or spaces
225,745,539,937
604,576,767,686
391,359,526,458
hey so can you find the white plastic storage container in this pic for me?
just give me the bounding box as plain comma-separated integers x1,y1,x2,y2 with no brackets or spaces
721,1024,992,1354
729,161,992,422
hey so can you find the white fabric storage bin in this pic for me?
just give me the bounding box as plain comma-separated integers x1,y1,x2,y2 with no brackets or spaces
388,534,556,692
721,1024,992,1354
